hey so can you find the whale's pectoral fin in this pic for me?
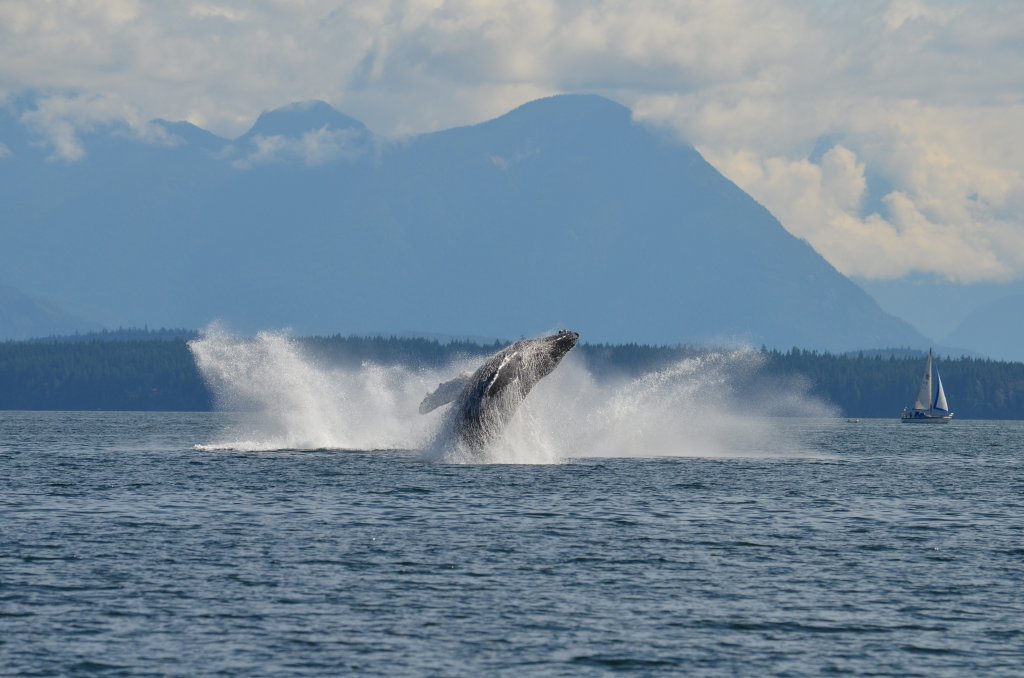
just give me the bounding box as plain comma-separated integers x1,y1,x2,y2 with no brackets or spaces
419,373,471,414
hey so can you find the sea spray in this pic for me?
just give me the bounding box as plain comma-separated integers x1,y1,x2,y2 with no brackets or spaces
190,326,834,460
189,326,444,451
504,348,834,460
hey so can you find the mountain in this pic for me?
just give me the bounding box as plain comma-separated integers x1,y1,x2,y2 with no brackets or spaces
152,120,226,151
0,284,97,340
238,100,368,140
942,294,1024,362
857,276,1024,342
0,92,928,350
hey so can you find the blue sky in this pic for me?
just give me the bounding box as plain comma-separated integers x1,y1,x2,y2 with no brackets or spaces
1,0,1022,286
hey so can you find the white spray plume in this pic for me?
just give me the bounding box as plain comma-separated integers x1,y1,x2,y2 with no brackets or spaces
188,325,441,451
189,326,835,461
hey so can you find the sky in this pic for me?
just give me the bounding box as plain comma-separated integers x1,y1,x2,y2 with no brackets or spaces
1,0,1022,285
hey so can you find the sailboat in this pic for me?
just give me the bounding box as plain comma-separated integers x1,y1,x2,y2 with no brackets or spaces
900,349,954,423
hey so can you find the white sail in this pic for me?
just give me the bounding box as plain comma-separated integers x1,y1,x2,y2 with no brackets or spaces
902,349,953,422
933,367,949,412
913,349,933,410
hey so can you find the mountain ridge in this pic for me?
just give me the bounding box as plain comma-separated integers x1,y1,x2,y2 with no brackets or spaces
943,294,1024,362
0,284,98,340
1,92,929,351
239,100,369,140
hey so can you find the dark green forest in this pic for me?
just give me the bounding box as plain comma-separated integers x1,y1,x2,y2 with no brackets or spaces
758,348,1024,420
2,332,1023,419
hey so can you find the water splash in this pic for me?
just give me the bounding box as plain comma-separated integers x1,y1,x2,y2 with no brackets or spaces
494,349,833,461
189,326,834,461
189,325,443,451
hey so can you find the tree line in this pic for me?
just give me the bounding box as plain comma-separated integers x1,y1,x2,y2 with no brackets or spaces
758,348,1024,420
1,332,1023,419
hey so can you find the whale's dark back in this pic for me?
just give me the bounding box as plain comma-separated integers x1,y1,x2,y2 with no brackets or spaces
447,330,579,451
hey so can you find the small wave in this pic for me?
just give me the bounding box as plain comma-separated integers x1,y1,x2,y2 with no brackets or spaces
192,441,408,454
192,442,339,453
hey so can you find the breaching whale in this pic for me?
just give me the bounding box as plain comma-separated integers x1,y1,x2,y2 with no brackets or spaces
419,330,579,452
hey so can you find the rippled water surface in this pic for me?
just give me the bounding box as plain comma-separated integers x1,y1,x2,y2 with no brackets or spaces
3,412,1023,675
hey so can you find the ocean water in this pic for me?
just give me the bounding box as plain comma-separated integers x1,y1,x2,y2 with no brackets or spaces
2,411,1023,676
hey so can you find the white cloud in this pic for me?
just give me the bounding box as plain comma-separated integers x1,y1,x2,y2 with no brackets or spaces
0,0,1021,280
707,144,1024,283
693,97,1024,283
188,4,251,22
18,93,179,161
0,142,11,158
231,126,368,169
882,0,959,31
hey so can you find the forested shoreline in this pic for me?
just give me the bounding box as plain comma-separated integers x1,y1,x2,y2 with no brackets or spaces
2,332,1023,419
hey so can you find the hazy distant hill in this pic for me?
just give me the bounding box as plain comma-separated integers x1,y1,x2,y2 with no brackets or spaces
943,294,1024,362
0,284,96,340
858,276,1024,350
0,93,928,351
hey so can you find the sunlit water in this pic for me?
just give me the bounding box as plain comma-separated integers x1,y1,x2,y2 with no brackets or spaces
3,412,1023,676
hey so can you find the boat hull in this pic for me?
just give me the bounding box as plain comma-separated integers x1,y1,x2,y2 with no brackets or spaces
901,411,953,423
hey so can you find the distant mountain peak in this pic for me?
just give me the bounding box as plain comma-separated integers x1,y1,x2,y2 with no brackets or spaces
943,293,1024,361
240,100,368,140
485,93,632,132
152,120,227,151
511,93,630,114
0,284,97,340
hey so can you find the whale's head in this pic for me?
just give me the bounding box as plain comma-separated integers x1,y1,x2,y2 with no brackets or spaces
526,329,579,377
481,329,579,405
546,329,579,361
